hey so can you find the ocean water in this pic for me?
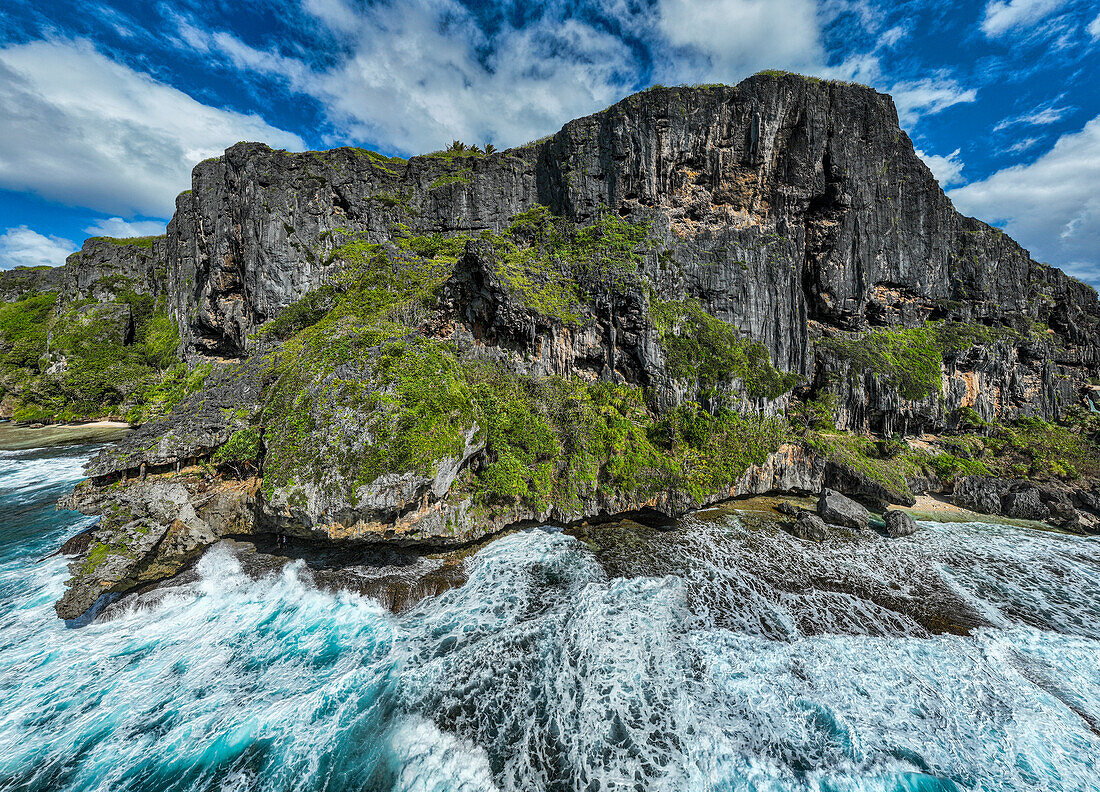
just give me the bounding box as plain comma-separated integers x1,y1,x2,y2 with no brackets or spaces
1,443,1100,792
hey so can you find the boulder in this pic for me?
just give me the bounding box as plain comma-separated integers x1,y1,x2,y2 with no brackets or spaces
823,460,916,507
883,509,919,538
787,512,831,542
950,476,1013,515
775,500,800,516
1073,489,1100,516
817,488,870,531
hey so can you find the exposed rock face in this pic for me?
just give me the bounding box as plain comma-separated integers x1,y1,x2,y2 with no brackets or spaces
158,75,1100,426
59,236,166,302
0,265,63,301
55,475,258,620
950,475,1100,532
38,73,1100,619
883,509,919,538
818,488,871,531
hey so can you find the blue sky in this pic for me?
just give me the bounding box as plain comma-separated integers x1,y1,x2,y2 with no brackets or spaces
0,0,1098,286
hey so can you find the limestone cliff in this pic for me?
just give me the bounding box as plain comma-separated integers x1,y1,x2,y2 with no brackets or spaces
7,73,1099,620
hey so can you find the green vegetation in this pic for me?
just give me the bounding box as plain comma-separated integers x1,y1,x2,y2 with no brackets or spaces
795,414,1100,505
213,427,263,474
429,169,472,189
256,207,793,515
753,70,866,88
128,363,212,424
422,141,485,161
983,418,1100,480
104,236,162,250
0,288,186,423
820,321,1027,401
653,298,795,398
485,206,652,323
804,431,927,502
370,190,414,212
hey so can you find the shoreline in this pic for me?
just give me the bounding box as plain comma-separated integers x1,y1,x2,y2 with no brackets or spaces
0,420,132,451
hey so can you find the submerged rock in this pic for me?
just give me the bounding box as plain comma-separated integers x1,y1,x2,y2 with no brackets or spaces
775,500,801,517
788,512,832,542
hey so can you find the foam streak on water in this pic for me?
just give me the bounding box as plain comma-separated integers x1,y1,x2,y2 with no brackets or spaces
1,446,1099,792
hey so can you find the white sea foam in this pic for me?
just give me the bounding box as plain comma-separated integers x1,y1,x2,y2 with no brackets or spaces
2,447,1100,791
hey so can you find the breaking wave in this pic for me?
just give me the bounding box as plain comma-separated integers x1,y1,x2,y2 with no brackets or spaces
1,445,1098,791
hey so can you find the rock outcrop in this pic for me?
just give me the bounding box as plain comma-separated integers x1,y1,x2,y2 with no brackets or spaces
949,475,1100,532
59,236,166,302
883,509,919,538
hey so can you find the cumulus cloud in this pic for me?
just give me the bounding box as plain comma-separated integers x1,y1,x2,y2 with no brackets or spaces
950,115,1100,285
0,225,76,270
176,0,875,155
653,0,825,82
0,39,305,218
890,78,978,128
916,148,966,187
981,0,1069,37
83,217,166,238
179,0,639,153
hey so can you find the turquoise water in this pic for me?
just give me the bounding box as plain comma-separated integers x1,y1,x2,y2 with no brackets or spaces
2,443,1100,791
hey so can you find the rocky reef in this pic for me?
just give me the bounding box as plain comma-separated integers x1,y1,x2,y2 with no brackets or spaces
3,72,1100,620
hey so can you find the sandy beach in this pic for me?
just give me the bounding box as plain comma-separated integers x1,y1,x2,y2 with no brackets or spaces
0,420,131,451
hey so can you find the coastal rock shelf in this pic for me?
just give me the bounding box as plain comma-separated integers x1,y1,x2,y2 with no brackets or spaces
1,72,1098,620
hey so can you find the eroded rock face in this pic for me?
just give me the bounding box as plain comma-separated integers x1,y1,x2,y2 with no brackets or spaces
55,475,259,620
60,236,166,302
154,76,1100,428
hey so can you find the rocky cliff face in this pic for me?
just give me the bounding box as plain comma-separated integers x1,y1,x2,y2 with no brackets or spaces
160,75,1100,420
59,236,167,302
29,73,1100,620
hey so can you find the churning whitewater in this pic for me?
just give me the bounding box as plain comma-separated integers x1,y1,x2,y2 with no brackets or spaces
1,443,1099,792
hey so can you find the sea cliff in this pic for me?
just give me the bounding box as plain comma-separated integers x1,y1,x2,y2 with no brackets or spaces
2,72,1099,620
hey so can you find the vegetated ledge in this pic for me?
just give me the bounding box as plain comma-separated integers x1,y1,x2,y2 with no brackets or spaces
34,72,1100,621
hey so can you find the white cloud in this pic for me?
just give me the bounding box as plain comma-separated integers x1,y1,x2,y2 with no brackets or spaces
178,0,851,155
1006,136,1041,153
180,0,638,153
981,0,1069,37
949,115,1100,284
916,148,966,187
878,25,908,48
1088,13,1100,39
83,217,166,238
0,225,76,270
994,101,1072,131
890,78,978,128
0,39,305,218
653,0,825,82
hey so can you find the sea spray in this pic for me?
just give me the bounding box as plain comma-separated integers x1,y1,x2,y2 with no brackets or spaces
1,444,1099,791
